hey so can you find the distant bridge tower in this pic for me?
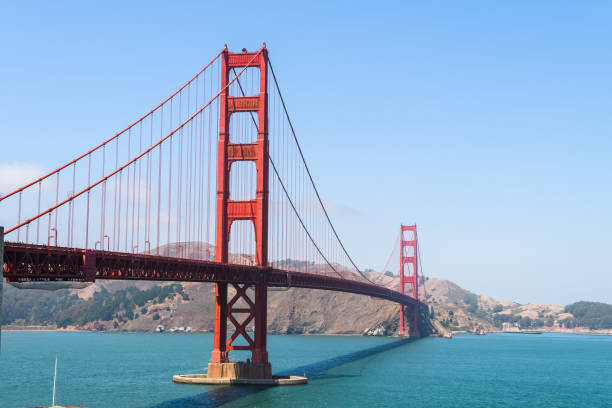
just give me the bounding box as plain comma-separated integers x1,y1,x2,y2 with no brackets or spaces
209,45,271,379
399,224,419,336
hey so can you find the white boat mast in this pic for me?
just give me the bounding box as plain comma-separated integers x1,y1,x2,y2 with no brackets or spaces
52,356,58,407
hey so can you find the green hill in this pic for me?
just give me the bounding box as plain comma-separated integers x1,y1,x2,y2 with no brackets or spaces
564,301,612,329
2,283,186,328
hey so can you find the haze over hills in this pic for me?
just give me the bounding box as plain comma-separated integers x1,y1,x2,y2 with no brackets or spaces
3,242,610,334
3,273,604,335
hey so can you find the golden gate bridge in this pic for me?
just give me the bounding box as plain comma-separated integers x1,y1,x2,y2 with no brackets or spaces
0,45,425,383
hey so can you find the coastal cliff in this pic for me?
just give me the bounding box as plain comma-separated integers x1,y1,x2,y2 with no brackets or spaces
2,274,583,335
1,243,594,335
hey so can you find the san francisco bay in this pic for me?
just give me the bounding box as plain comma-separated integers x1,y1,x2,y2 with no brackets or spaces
1,332,611,407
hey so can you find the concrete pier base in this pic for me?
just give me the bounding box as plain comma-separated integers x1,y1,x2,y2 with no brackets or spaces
172,373,307,385
207,361,271,379
173,361,306,385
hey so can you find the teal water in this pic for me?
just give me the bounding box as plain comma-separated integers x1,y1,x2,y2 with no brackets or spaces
1,332,611,407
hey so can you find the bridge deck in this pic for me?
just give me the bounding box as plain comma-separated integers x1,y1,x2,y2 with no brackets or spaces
3,242,420,306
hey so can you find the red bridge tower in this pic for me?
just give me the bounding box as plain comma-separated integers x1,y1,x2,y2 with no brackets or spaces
399,224,420,336
209,45,271,379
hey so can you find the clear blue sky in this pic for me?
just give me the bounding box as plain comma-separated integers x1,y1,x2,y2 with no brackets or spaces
1,1,611,305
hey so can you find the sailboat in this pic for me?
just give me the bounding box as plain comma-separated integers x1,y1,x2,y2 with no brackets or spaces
32,356,84,408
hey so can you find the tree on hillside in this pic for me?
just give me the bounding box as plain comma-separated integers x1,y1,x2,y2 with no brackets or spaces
565,301,612,329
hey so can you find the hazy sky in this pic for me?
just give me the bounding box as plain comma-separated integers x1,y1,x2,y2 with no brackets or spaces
1,1,611,305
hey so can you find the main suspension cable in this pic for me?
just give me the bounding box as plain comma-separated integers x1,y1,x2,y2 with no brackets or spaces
0,48,225,203
380,229,401,277
231,68,345,279
267,58,373,283
6,49,263,235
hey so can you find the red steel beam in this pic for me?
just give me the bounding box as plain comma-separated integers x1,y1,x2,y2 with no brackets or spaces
3,242,420,306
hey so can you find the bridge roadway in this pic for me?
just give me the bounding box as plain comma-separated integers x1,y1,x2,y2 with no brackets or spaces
3,242,420,306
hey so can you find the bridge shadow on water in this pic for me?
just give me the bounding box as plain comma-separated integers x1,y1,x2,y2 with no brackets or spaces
151,338,413,408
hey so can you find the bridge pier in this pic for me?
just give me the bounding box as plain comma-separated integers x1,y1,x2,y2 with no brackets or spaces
208,278,271,380
210,282,228,365
179,276,309,385
252,280,269,365
400,304,420,337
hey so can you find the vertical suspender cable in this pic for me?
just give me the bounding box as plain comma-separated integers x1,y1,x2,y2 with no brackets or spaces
157,106,163,255
167,99,173,254
85,154,91,248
